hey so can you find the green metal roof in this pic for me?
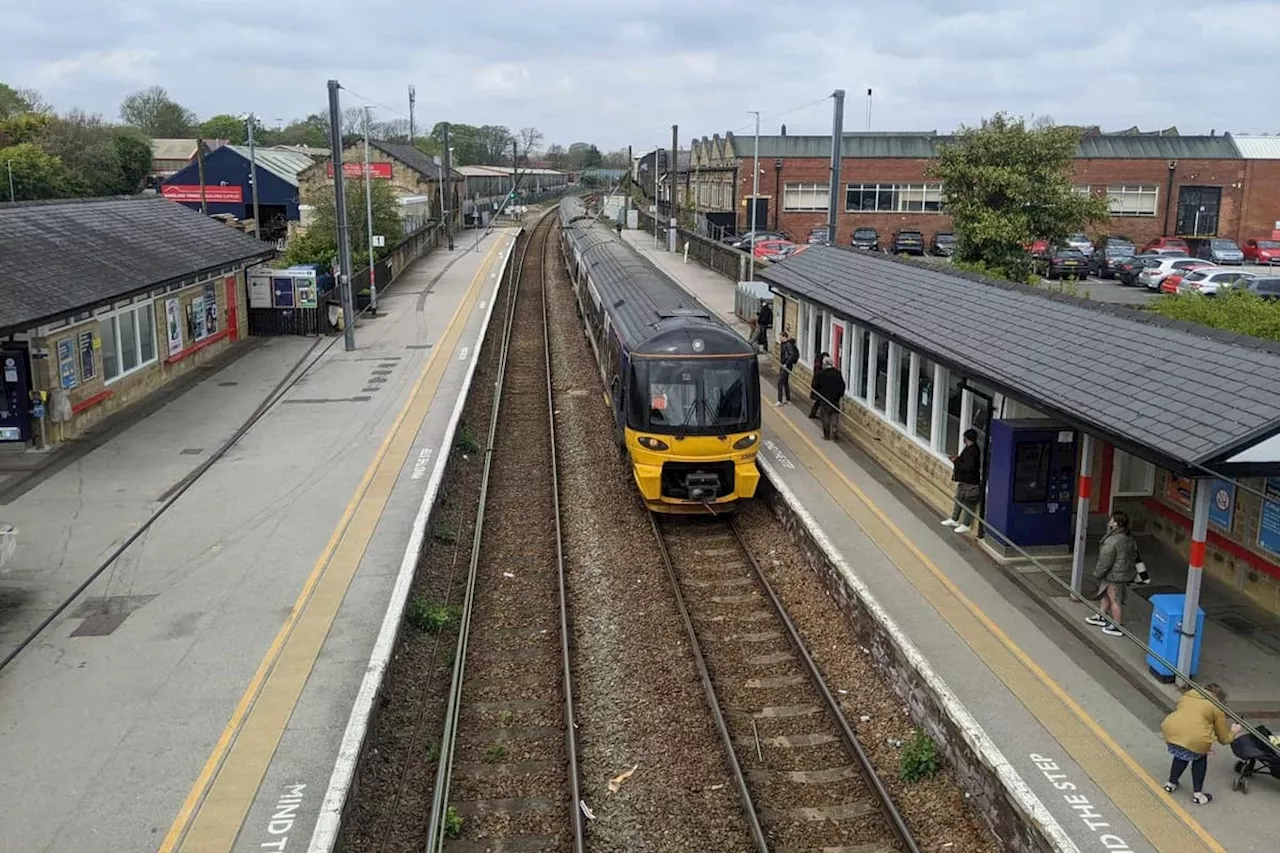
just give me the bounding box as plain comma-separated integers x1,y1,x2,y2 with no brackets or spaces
1076,135,1239,159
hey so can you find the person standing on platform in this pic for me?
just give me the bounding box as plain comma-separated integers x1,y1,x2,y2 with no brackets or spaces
776,331,799,407
942,429,982,535
1085,510,1138,637
756,299,774,353
812,356,845,440
808,351,830,418
1161,682,1241,805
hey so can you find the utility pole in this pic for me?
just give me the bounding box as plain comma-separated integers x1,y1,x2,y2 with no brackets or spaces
654,148,661,245
408,85,416,143
626,144,633,224
827,89,845,245
327,80,356,351
748,110,761,283
246,113,262,239
442,123,454,249
669,124,678,252
5,159,14,202
865,88,872,132
195,137,208,214
363,106,378,314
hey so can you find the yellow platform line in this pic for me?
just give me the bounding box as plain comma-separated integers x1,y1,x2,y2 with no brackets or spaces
764,405,1223,853
159,236,508,853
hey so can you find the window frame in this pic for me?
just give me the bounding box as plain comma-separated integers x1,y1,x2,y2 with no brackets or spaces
1105,184,1159,217
783,181,831,212
845,181,944,214
101,300,159,385
1112,450,1156,497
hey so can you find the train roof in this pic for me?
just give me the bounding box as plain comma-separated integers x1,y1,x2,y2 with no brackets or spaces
563,220,755,357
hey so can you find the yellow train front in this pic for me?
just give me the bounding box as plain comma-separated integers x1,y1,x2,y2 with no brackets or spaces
558,197,761,513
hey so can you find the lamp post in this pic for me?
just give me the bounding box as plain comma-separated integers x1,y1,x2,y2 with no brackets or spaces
748,110,761,284
774,158,783,232
362,106,378,314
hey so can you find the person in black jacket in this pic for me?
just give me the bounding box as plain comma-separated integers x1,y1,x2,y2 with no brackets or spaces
756,300,774,352
775,332,799,406
943,428,982,534
811,356,846,440
808,351,830,418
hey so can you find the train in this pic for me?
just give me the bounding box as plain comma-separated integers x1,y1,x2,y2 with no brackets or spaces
557,196,762,513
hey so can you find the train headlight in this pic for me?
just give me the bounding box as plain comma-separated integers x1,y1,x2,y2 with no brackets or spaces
638,436,669,451
732,433,759,450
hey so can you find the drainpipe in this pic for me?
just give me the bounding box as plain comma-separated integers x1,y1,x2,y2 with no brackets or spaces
1162,160,1177,237
774,158,782,231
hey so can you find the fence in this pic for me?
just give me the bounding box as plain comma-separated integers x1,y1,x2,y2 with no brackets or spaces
635,208,760,282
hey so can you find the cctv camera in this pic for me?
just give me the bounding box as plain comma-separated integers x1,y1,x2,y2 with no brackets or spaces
1167,160,1177,169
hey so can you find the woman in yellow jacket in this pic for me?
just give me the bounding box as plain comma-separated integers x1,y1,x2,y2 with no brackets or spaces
1160,683,1242,804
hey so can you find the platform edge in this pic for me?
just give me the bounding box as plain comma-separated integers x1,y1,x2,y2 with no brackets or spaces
757,457,1082,853
306,233,519,853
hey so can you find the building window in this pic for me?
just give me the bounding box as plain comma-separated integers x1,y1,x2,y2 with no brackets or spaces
915,355,936,442
783,182,830,212
1106,185,1159,217
846,182,943,213
855,327,871,399
101,301,158,383
945,373,964,455
873,337,889,412
1113,450,1155,496
894,345,910,425
1073,184,1092,196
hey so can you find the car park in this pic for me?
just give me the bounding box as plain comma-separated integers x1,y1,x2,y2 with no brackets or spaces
890,229,926,255
806,226,831,245
1138,257,1214,291
1175,268,1257,296
1243,238,1280,265
1045,247,1088,280
1140,236,1191,254
1065,234,1095,258
752,239,797,261
851,227,879,251
1113,256,1153,286
723,230,790,249
1245,276,1280,299
1196,238,1245,264
1091,242,1137,278
931,231,957,256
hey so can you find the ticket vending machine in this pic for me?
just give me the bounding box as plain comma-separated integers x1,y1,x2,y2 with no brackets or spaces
0,349,32,444
985,420,1078,556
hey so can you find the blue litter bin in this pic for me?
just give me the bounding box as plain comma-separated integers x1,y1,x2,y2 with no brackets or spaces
1147,593,1205,683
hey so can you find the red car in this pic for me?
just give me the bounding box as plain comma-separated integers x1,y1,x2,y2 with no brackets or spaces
1243,238,1280,265
1161,262,1216,293
1025,239,1050,259
1141,236,1190,254
752,239,797,261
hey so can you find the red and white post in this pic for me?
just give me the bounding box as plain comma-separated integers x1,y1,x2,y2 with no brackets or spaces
1177,482,1211,683
1071,433,1095,594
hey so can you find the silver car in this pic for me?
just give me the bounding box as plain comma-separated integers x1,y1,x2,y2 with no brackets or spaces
1065,233,1095,258
1197,238,1245,265
1175,267,1256,296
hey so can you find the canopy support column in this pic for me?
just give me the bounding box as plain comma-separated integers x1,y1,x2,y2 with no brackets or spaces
1177,482,1211,685
1071,434,1095,593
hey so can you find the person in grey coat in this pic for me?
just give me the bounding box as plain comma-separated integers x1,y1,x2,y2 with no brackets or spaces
1086,510,1139,637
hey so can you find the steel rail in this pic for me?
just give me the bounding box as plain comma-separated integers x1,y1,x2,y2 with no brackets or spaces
648,513,771,853
728,520,923,853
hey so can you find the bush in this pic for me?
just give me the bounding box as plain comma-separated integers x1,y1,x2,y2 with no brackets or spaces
953,258,1039,286
455,425,481,455
405,598,461,633
443,805,463,839
1149,288,1280,342
900,728,941,782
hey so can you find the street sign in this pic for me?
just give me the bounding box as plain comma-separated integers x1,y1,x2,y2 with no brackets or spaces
372,235,386,248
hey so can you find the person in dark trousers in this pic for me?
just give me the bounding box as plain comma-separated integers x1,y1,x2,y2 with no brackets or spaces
756,300,774,352
1086,510,1138,637
775,331,799,406
811,356,846,440
942,428,982,535
808,351,830,418
1161,682,1241,805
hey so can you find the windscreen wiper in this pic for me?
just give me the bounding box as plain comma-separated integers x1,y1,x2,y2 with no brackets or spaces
675,397,708,441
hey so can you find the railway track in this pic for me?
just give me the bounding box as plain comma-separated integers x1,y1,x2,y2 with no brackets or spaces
651,514,921,853
424,212,584,853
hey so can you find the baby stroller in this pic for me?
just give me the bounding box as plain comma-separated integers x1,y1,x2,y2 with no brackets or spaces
1230,723,1280,794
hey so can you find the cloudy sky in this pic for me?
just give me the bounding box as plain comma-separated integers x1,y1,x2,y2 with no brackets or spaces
4,0,1277,153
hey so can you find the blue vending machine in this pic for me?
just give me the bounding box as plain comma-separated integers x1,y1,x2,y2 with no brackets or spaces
1147,593,1205,682
985,420,1078,556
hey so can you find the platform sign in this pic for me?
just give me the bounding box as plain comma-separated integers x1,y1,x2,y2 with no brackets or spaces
1259,478,1280,557
248,274,272,308
297,283,318,309
56,339,76,389
1208,478,1235,531
1164,474,1194,513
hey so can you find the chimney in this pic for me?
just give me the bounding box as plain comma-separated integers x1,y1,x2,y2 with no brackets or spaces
781,124,787,136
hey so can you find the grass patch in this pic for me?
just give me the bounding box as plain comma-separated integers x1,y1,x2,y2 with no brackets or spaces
443,805,463,839
455,425,481,455
405,598,461,634
900,728,941,782
432,523,458,545
484,743,508,763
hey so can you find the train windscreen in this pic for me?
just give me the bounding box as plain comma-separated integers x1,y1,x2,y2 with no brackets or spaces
629,357,760,436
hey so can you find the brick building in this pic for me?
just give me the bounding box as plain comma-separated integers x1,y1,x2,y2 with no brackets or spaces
688,129,1280,249
0,197,274,445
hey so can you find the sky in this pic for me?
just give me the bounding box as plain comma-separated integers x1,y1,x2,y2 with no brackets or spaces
4,0,1279,155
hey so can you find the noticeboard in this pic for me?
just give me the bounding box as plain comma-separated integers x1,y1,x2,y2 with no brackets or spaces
1259,478,1280,557
272,277,295,308
249,275,272,308
297,284,318,309
1208,478,1235,531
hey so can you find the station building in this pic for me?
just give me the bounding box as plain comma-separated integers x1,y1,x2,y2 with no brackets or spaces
0,197,274,445
160,145,317,241
758,245,1280,645
689,129,1280,250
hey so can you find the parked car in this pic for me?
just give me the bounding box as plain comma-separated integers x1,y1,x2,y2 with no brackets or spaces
1245,277,1280,299
1045,247,1088,280
890,229,925,255
1113,256,1151,286
806,225,831,245
1243,238,1280,265
1138,257,1214,292
1140,236,1191,254
724,230,790,249
851,227,879,251
931,231,957,256
1091,242,1137,278
1026,238,1051,260
1196,238,1245,264
1175,268,1257,296
752,239,796,261
1065,234,1095,258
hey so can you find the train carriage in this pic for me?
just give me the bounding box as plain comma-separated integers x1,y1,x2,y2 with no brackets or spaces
558,198,761,513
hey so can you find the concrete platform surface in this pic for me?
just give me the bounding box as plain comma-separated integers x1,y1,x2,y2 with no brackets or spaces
620,227,1276,853
0,229,519,853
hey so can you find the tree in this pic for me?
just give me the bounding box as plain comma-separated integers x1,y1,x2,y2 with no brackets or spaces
285,178,403,270
545,143,566,169
518,126,543,159
928,113,1110,281
274,112,330,148
113,131,153,194
566,142,602,170
198,114,248,144
0,83,36,120
0,142,76,200
119,86,196,137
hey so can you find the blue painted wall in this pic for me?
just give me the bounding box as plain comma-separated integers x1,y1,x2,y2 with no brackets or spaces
162,147,301,220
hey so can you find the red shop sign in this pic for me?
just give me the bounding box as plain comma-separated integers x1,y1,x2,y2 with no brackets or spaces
325,162,393,179
162,184,244,203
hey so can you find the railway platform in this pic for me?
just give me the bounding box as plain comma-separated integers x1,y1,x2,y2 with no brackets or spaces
619,227,1272,853
0,228,519,853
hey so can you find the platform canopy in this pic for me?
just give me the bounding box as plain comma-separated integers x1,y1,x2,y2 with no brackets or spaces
760,246,1280,477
